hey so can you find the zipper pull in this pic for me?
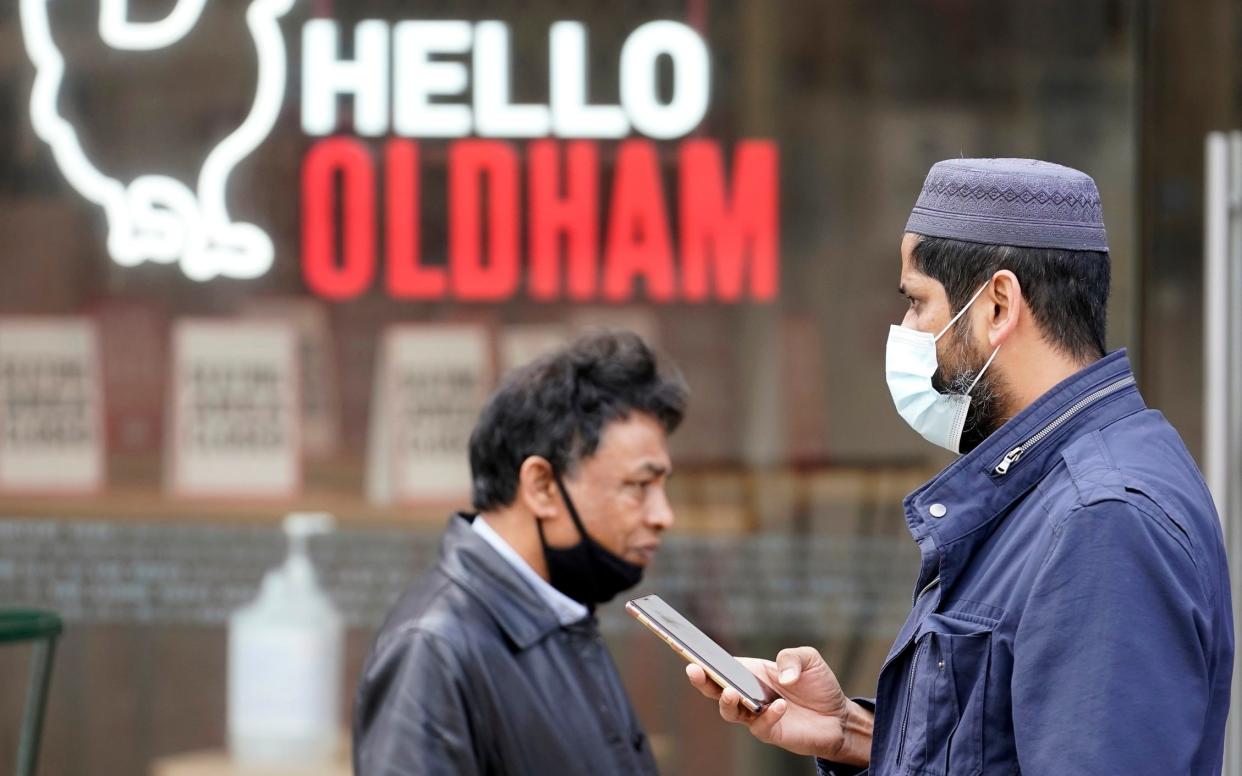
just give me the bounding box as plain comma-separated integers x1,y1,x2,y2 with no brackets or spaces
995,446,1024,475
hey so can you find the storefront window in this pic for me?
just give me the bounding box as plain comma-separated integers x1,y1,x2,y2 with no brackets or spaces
0,2,1161,774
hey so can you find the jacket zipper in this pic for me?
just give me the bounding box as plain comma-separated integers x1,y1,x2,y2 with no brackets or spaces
895,576,939,765
895,638,928,765
912,575,940,607
993,376,1136,476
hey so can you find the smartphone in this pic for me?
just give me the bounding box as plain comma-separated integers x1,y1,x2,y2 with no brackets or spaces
625,594,779,713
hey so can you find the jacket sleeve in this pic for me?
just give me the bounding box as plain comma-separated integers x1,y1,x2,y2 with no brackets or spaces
815,759,866,776
1011,499,1211,774
353,627,483,776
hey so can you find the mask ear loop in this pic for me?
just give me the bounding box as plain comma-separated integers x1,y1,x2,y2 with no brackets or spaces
934,281,991,342
553,472,591,539
965,345,1002,396
536,469,590,548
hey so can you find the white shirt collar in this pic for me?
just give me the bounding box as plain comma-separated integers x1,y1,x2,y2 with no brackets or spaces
471,515,589,626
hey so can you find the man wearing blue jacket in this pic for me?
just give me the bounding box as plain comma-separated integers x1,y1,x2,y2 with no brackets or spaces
688,158,1234,774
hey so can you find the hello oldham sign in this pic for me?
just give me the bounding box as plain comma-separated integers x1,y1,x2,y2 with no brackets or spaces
21,2,780,303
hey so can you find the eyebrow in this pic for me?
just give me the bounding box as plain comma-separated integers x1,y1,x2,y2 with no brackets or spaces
635,462,671,478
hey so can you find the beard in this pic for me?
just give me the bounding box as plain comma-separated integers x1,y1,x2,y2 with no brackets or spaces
932,322,1012,454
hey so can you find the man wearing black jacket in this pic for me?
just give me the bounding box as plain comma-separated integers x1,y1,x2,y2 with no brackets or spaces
354,331,687,776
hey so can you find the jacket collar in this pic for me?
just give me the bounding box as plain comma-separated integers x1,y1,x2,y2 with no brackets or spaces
904,349,1146,556
437,513,568,651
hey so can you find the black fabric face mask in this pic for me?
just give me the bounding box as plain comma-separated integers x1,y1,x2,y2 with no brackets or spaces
537,474,644,606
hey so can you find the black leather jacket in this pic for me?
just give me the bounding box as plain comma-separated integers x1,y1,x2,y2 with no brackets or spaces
354,514,659,776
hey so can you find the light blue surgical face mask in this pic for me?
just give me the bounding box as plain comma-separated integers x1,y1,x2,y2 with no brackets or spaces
886,282,1000,454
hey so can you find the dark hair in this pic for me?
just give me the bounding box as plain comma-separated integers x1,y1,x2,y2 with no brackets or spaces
909,236,1110,363
468,331,688,511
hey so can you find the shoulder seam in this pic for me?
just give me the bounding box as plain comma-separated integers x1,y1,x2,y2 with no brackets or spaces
1122,490,1214,608
1050,498,1207,604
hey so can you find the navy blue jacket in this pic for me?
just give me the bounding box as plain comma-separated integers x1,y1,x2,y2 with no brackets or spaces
821,351,1233,775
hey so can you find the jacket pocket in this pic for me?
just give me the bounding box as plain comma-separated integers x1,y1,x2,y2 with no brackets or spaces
898,609,997,776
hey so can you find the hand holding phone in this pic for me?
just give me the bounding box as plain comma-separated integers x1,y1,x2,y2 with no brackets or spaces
625,594,779,712
629,595,873,766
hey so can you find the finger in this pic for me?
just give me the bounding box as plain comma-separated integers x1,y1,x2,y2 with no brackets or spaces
775,646,822,687
718,686,757,725
746,699,789,744
686,664,723,701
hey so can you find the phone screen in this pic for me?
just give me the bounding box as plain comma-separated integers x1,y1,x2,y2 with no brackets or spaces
627,594,778,709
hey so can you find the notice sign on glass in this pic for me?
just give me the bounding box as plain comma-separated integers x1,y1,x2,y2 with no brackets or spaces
241,297,341,460
0,317,105,493
367,325,493,506
167,320,300,498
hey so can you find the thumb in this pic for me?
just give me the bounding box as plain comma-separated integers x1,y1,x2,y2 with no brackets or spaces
776,646,821,686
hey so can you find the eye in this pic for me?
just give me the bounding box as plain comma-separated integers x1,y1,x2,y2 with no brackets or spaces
626,480,653,494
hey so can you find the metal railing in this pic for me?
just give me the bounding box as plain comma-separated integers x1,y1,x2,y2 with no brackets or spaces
1204,131,1242,776
0,609,62,776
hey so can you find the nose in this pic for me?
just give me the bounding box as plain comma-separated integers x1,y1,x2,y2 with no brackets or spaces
647,486,675,531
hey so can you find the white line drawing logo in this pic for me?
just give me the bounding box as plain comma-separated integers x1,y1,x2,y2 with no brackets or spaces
20,0,297,281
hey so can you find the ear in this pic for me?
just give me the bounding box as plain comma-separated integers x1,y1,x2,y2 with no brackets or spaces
517,456,560,521
985,270,1023,348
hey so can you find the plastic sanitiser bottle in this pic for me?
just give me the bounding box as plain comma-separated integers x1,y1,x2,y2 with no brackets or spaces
228,512,343,766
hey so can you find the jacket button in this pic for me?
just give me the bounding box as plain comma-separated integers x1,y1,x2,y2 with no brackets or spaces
929,503,947,518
